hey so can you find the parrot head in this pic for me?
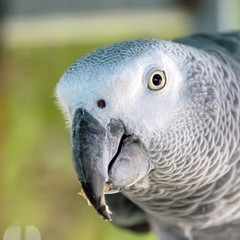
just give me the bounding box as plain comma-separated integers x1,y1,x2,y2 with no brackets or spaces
56,39,225,221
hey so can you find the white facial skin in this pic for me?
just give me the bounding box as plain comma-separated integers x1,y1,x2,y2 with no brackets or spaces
56,48,184,140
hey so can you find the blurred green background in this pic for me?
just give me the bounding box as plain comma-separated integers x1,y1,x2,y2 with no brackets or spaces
1,0,240,239
2,43,157,240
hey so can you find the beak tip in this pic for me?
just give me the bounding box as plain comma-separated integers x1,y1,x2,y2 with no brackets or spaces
79,181,112,221
97,204,112,221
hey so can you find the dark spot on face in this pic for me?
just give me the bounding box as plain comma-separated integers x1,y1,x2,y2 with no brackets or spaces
97,99,106,109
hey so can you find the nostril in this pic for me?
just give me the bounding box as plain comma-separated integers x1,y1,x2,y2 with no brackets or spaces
97,99,106,109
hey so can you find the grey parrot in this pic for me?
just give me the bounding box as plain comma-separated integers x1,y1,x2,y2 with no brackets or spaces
56,32,240,240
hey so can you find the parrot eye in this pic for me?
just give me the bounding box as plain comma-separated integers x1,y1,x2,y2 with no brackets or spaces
148,70,166,91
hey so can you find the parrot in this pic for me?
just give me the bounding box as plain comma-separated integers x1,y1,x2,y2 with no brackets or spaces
56,32,240,240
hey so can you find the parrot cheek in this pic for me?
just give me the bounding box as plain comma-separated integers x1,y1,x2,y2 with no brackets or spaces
107,137,153,193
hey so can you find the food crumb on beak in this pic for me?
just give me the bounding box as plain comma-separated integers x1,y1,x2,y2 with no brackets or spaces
104,183,110,193
77,181,93,206
106,205,112,215
100,195,105,205
78,188,86,198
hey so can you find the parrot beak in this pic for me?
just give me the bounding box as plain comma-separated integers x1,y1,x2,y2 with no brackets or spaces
71,108,125,220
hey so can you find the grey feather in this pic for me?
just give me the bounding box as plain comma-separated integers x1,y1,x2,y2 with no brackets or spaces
174,32,240,63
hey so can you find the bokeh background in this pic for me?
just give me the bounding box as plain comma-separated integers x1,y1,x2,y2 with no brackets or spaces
1,0,240,239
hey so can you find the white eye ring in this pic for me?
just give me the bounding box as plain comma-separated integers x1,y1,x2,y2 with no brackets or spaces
148,70,166,91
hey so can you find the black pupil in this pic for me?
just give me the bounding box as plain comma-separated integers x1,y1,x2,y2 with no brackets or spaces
152,74,162,86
